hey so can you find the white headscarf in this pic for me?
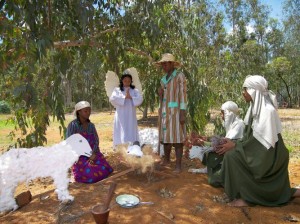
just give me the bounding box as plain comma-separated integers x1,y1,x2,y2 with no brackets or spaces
74,101,91,116
243,75,282,149
221,101,244,139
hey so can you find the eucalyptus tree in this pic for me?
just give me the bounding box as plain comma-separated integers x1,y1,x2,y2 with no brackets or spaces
282,0,300,106
2,0,282,147
213,0,284,121
0,0,136,147
176,0,228,132
0,0,201,146
266,18,285,59
246,0,270,63
218,0,250,94
266,57,293,107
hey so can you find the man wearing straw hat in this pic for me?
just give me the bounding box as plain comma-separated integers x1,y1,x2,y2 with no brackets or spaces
155,53,187,173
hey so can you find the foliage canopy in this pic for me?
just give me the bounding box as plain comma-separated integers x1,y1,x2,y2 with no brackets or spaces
0,0,299,147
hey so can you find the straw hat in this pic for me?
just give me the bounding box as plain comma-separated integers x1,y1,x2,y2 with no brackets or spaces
154,53,182,68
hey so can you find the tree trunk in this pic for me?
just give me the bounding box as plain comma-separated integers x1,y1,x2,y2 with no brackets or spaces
63,78,72,107
143,105,148,119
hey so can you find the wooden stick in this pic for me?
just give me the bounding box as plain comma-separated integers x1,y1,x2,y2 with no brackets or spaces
157,97,163,156
97,167,135,184
102,182,117,211
154,209,175,223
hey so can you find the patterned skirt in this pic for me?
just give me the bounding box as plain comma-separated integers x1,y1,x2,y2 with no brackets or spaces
72,152,113,183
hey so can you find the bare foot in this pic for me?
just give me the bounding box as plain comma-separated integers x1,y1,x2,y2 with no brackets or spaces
293,189,300,197
160,159,171,166
161,160,171,166
173,168,182,173
228,199,248,207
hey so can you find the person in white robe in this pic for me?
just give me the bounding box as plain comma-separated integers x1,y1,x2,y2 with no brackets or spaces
109,70,143,148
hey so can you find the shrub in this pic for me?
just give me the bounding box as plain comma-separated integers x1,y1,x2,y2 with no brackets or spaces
0,101,11,114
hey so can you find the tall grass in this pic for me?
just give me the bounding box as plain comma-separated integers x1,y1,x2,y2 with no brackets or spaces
0,115,16,150
278,109,300,152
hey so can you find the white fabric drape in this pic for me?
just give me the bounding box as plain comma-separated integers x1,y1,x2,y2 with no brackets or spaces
221,101,244,140
243,75,282,149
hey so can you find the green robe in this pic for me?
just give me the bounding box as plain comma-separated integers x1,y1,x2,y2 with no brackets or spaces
221,118,296,206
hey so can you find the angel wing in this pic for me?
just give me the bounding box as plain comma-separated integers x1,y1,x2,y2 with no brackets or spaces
105,71,119,98
124,67,143,94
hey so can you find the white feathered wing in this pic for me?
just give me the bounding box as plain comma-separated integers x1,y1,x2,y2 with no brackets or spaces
105,71,119,98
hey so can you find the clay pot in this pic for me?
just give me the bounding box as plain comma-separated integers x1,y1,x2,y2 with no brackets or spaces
15,191,32,208
91,204,110,224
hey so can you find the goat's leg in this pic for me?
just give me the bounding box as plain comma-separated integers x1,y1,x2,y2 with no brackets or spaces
0,184,18,212
53,173,74,202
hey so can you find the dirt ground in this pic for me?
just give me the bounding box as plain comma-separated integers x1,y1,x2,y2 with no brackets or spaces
0,112,300,224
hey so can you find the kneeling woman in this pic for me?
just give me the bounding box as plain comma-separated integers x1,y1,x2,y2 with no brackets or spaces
216,75,300,207
66,101,113,183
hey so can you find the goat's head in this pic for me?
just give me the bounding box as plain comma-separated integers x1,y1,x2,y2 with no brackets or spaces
62,134,92,157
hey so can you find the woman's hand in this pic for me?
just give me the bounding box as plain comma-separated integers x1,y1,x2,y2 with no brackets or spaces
125,89,132,99
215,139,235,155
88,152,97,164
192,138,204,146
180,110,186,125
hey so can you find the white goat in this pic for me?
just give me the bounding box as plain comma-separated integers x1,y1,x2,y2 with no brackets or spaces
0,134,92,213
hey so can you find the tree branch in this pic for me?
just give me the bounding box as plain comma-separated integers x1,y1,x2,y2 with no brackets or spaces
53,40,102,48
53,27,125,48
93,27,126,38
53,41,154,62
126,47,154,62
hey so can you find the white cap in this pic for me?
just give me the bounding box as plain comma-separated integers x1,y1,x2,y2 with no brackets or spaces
74,101,90,116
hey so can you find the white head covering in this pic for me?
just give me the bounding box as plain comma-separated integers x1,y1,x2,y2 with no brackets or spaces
221,101,244,139
74,101,91,116
221,101,239,113
243,75,282,149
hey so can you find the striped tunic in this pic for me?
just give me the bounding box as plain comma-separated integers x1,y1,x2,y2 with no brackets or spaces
160,69,187,143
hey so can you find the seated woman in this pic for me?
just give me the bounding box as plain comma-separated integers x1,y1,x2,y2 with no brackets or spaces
188,101,245,187
220,101,244,140
66,101,113,183
216,75,300,207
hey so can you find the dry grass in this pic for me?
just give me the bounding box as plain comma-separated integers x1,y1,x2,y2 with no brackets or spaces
278,109,300,152
1,109,299,155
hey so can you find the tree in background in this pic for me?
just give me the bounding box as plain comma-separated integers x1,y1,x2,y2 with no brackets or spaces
0,0,299,148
